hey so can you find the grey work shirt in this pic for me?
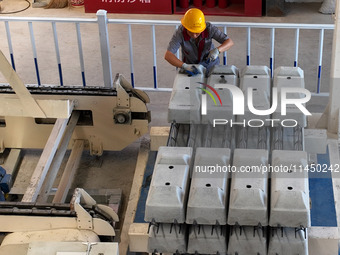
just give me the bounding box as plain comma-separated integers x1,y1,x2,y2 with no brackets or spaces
167,22,229,68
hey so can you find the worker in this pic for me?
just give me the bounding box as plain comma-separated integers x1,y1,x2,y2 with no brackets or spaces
165,8,234,75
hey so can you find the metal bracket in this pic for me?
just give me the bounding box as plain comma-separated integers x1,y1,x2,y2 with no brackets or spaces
112,74,133,125
71,188,95,231
88,136,103,156
75,202,93,230
114,74,130,108
71,188,119,234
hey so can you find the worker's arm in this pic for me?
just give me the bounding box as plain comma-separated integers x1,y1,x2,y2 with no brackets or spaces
217,38,234,53
164,50,184,68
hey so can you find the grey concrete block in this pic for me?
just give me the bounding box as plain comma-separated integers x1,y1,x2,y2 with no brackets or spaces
187,225,227,254
208,65,239,86
202,66,239,124
270,150,310,228
148,223,187,253
145,147,192,223
268,227,308,255
237,65,272,124
272,66,307,127
186,147,231,225
228,149,269,226
168,65,205,124
304,129,327,154
228,225,267,255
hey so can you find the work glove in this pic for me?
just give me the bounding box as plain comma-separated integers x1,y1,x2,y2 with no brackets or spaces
206,48,220,63
181,63,200,76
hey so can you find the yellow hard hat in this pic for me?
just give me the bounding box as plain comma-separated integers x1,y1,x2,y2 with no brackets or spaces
181,8,206,34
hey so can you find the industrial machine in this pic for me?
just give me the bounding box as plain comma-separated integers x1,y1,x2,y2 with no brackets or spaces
129,64,322,254
0,51,150,155
0,50,150,255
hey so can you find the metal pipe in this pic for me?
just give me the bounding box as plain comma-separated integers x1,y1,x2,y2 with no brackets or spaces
0,16,332,30
97,10,113,88
75,22,86,87
28,22,41,86
128,24,135,87
52,22,63,86
247,27,251,65
0,17,98,23
108,19,334,30
317,28,324,93
270,28,275,77
175,25,180,60
151,25,157,89
105,19,334,30
5,21,15,70
294,28,300,67
224,26,228,65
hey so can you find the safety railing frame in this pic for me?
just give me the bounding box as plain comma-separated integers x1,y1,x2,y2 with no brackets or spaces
0,10,335,95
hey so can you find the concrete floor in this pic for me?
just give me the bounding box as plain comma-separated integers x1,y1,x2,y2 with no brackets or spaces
0,0,336,242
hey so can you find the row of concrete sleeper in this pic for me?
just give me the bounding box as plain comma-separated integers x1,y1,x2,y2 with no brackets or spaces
168,64,307,128
144,146,310,254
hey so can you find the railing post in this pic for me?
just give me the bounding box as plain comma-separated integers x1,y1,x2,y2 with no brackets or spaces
5,21,15,71
317,28,324,93
270,28,275,77
76,23,86,87
97,10,113,88
28,22,41,86
175,25,180,60
247,27,251,65
52,22,63,86
151,25,158,89
128,24,135,87
294,28,300,67
224,26,228,65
